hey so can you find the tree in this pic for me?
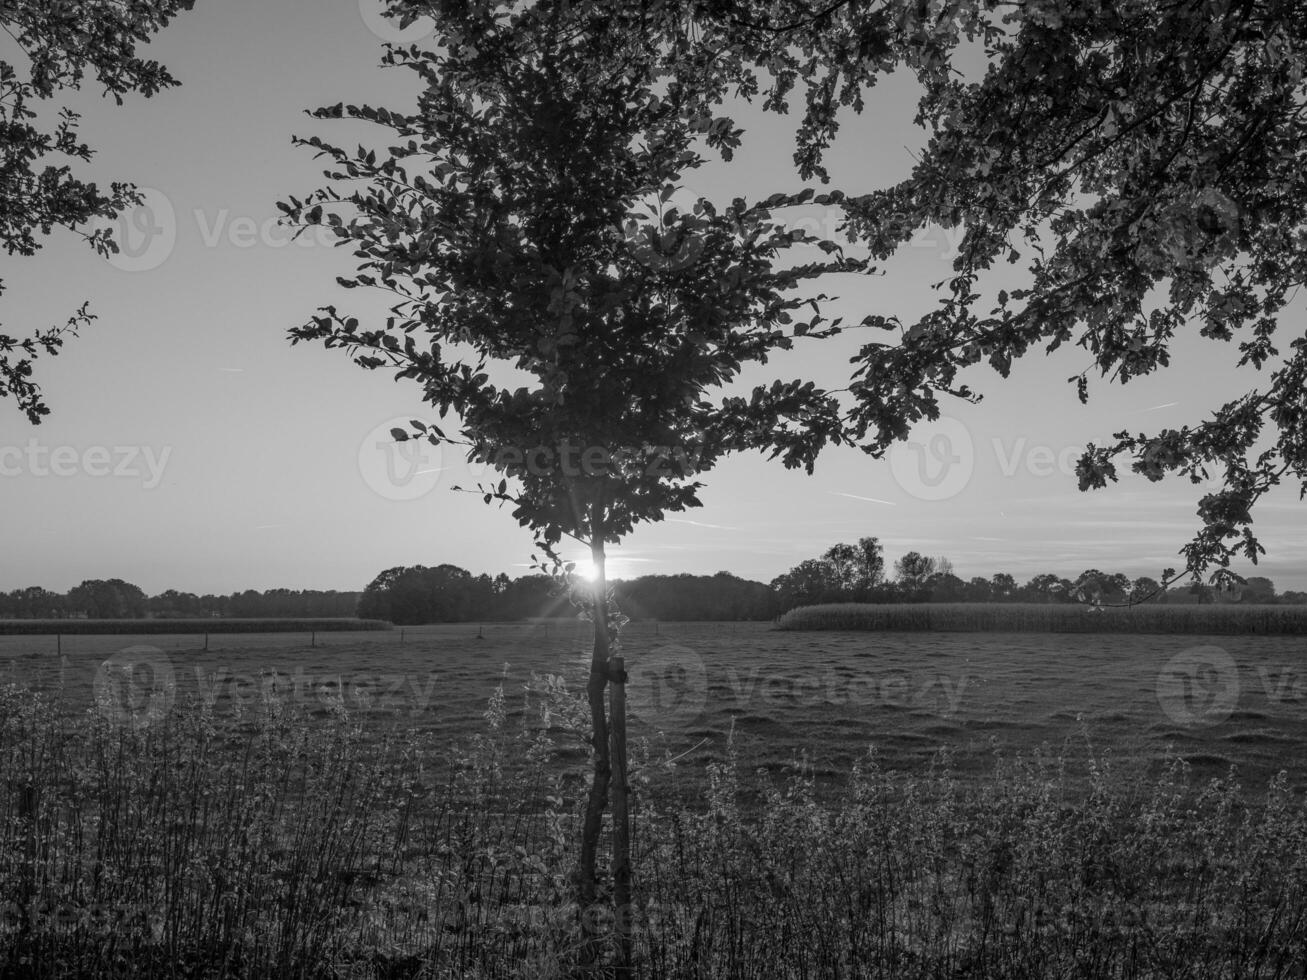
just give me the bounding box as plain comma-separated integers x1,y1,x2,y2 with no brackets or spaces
505,0,1307,599
855,536,887,589
965,576,993,602
926,571,966,602
1072,569,1133,606
67,578,146,619
1244,576,1277,603
357,564,483,624
0,0,195,422
822,543,862,592
1130,576,1161,604
771,558,843,611
989,572,1016,601
1022,573,1071,603
894,551,936,588
280,3,868,968
667,0,1307,585
822,536,884,594
1,585,63,619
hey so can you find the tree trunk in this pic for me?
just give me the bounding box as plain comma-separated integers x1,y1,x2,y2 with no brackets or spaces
609,654,632,976
576,525,612,971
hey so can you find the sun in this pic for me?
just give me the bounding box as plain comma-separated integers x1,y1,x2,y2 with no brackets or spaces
571,558,598,582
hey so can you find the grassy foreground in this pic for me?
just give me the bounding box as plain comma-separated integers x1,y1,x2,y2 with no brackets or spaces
777,601,1307,634
2,678,1306,979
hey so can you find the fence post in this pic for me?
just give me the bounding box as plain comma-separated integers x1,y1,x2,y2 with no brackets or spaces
609,655,632,976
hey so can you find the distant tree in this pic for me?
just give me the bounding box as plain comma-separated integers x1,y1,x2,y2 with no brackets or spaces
1129,577,1161,604
771,559,843,611
617,572,774,620
989,572,1016,601
228,589,267,618
965,577,993,602
358,564,481,625
1244,576,1277,604
1074,569,1131,606
1,586,64,619
1021,573,1071,603
0,0,195,422
821,536,884,595
926,572,966,602
822,543,862,593
67,579,146,619
148,589,201,618
855,537,887,589
894,552,936,588
933,555,955,578
499,574,561,620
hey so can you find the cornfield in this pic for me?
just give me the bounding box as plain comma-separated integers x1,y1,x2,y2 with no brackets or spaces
776,602,1307,634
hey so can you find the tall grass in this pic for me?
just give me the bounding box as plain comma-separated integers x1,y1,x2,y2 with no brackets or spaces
777,601,1307,634
3,679,1307,977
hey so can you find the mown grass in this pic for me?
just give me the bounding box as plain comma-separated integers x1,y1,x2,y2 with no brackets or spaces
3,676,1307,978
777,601,1307,634
0,618,394,636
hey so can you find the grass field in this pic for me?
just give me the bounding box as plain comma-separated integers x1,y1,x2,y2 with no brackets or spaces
5,621,1307,976
5,620,1306,798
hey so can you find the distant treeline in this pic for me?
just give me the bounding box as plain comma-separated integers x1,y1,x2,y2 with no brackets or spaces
353,565,774,625
0,581,362,621
4,540,1304,625
768,541,1307,611
0,618,391,636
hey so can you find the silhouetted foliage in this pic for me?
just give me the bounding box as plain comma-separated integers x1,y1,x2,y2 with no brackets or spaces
0,0,195,422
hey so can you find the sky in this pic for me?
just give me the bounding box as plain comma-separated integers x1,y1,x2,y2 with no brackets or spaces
2,0,1304,596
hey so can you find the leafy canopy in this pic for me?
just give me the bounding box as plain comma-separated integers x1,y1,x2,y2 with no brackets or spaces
282,0,870,555
0,0,195,423
741,0,1307,579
